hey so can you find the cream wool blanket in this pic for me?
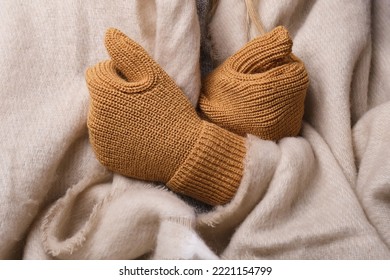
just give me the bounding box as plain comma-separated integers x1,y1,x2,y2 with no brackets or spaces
1,0,390,259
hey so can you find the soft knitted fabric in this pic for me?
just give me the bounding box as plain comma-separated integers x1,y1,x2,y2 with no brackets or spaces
1,0,390,261
199,26,308,140
86,28,246,206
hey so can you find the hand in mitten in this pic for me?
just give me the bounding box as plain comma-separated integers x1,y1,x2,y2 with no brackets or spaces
85,28,246,205
199,26,309,141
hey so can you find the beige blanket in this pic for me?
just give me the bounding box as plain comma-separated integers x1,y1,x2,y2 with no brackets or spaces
1,0,389,259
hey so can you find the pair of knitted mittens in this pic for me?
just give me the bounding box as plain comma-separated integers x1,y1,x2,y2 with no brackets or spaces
85,27,308,205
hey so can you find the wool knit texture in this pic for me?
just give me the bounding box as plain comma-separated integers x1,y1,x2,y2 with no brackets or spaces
2,0,390,260
199,26,309,140
85,28,246,206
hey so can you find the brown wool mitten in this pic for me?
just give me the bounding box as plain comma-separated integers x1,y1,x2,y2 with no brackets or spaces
85,28,246,205
199,26,309,141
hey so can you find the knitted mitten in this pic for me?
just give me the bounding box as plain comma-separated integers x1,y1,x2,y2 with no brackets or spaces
85,28,246,205
199,26,309,141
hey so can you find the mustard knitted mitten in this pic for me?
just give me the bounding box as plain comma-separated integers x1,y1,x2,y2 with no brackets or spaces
85,28,246,205
199,26,309,141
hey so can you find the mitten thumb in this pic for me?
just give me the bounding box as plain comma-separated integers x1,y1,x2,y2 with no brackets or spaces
228,26,292,74
104,28,157,85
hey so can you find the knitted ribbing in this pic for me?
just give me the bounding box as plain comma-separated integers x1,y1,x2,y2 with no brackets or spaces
199,26,309,141
86,28,246,205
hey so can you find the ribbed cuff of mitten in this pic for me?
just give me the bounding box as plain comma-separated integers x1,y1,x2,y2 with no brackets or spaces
167,121,246,206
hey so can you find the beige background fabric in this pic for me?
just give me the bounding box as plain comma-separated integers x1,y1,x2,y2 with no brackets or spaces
1,0,389,259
